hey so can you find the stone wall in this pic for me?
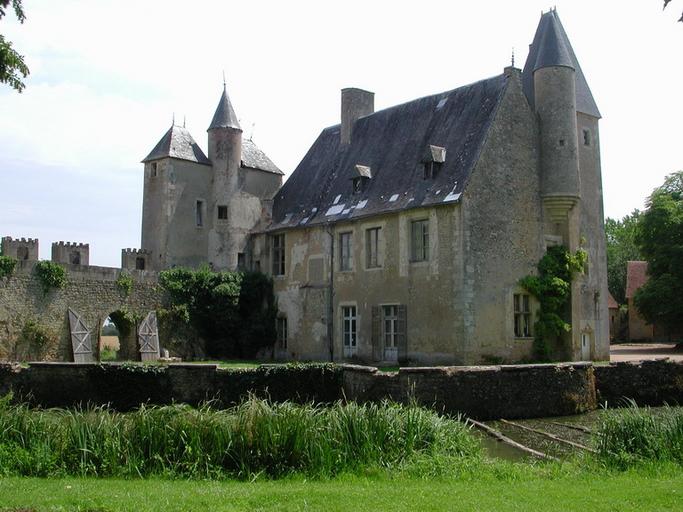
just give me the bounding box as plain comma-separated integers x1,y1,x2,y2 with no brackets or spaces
0,361,597,420
0,261,164,361
594,360,683,407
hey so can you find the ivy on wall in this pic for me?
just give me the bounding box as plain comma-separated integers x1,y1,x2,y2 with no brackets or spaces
159,267,277,358
115,271,134,297
520,246,587,361
0,256,17,279
34,261,67,295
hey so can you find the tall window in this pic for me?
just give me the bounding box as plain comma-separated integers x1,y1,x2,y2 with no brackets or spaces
342,306,357,354
272,233,285,276
410,219,429,262
514,293,532,337
339,232,353,271
195,200,204,227
366,227,382,269
383,305,398,348
276,317,288,350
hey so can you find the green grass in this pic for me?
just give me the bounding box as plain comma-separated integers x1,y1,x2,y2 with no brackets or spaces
596,402,683,467
0,396,478,479
1,465,682,511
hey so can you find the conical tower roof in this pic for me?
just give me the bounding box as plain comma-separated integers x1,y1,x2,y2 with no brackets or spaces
142,124,211,164
208,85,241,131
522,9,601,118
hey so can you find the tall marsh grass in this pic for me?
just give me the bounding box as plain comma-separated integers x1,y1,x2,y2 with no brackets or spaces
595,402,683,468
0,395,480,478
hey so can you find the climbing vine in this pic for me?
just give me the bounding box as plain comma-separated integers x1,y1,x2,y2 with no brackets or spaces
519,246,587,361
34,261,67,294
0,255,17,279
115,271,134,296
18,319,53,358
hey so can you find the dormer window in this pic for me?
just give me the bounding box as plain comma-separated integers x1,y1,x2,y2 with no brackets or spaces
422,145,446,179
351,164,372,194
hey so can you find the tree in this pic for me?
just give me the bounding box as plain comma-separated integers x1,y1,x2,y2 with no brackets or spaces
0,0,29,92
633,171,683,334
605,210,642,304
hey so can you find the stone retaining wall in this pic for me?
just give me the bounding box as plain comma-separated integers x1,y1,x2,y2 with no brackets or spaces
0,360,679,419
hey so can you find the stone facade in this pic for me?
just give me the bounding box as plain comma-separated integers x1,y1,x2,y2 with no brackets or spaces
1,236,39,261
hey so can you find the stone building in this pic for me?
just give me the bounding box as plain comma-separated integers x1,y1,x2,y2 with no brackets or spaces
140,9,610,365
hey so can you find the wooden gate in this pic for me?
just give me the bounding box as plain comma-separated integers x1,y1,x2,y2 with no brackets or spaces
68,308,93,363
137,311,160,361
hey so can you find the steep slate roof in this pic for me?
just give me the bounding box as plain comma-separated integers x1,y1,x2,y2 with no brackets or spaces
522,10,601,118
270,74,508,230
142,124,211,165
242,139,283,175
208,86,241,131
625,261,649,299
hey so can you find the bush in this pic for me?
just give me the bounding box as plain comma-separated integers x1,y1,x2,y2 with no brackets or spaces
115,271,133,296
595,402,683,468
159,267,277,358
0,255,17,279
0,397,480,479
34,261,67,294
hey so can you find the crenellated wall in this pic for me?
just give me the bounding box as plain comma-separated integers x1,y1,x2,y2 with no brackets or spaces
0,261,165,361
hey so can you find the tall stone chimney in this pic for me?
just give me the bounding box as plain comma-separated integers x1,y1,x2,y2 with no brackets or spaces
341,88,374,145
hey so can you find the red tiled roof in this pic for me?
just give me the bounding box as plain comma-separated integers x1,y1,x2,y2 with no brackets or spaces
625,261,649,299
607,292,618,309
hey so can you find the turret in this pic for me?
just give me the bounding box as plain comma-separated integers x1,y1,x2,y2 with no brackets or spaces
527,9,581,225
207,84,243,269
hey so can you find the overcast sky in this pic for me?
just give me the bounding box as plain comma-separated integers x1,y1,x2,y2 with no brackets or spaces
1,1,681,267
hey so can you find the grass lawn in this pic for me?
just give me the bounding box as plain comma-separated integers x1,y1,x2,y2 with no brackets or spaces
0,467,682,511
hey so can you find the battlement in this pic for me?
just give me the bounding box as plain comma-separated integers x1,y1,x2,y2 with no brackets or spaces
51,241,90,266
121,248,152,271
2,236,40,261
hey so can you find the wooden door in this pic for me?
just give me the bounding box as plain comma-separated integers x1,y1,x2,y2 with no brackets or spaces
68,308,93,363
138,311,160,361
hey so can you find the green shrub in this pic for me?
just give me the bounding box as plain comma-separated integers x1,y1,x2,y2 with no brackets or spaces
595,402,683,468
0,255,17,279
34,261,67,294
115,271,134,296
17,320,53,359
159,267,277,358
0,397,480,479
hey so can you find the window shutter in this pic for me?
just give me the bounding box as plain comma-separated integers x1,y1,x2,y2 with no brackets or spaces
372,306,382,361
397,304,408,363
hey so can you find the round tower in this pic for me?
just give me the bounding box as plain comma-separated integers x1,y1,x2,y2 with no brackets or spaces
207,84,243,269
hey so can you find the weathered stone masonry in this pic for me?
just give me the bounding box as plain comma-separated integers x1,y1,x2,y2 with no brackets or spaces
0,261,164,361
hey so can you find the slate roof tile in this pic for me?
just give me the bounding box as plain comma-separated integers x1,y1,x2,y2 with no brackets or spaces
142,125,211,165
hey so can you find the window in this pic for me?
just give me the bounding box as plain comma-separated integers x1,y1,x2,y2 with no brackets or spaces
342,306,357,355
151,162,157,177
272,233,285,276
366,227,382,268
237,253,246,270
583,129,591,146
383,305,398,348
69,251,81,265
423,161,442,179
514,293,532,337
558,139,566,147
339,232,353,271
276,317,288,350
195,200,204,227
135,257,146,270
16,247,28,260
217,205,228,220
410,219,429,262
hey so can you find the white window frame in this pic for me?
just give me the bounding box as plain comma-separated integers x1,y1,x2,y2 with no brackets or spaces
342,305,358,357
382,305,398,348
